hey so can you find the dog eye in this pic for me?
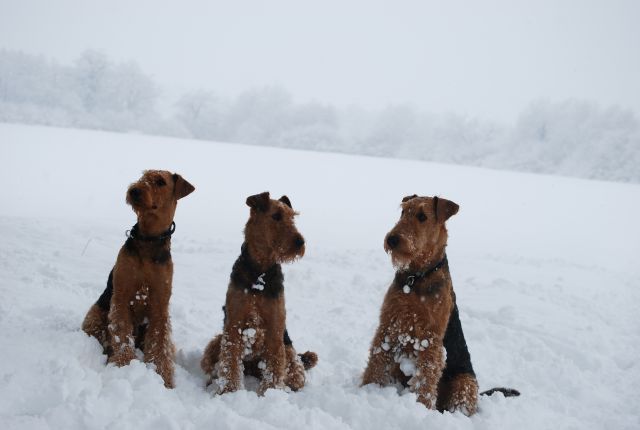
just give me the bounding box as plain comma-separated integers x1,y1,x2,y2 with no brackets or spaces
272,212,282,221
417,212,427,222
155,178,166,187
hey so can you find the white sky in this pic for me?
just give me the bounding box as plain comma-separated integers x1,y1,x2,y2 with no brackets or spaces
1,0,639,120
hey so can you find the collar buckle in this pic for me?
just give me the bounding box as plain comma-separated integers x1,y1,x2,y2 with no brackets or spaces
401,255,448,289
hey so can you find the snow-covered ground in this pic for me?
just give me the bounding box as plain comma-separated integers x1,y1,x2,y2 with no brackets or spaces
1,123,639,429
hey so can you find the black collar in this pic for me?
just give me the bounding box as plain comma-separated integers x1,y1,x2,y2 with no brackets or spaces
230,244,284,298
126,221,176,242
238,243,277,284
399,254,448,288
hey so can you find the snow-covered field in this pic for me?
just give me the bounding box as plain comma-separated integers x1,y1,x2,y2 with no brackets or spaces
1,123,639,429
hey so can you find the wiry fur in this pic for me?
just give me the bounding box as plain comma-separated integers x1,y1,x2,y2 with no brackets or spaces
200,192,317,395
362,195,480,415
81,170,195,388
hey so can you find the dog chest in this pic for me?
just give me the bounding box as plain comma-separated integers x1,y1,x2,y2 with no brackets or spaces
127,283,150,317
382,286,454,338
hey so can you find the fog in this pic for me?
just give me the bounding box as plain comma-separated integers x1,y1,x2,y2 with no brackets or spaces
1,1,639,183
2,0,639,121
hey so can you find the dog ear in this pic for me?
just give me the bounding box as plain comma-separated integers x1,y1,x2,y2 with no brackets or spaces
278,195,292,208
246,191,271,212
172,173,195,200
402,194,418,203
434,196,459,222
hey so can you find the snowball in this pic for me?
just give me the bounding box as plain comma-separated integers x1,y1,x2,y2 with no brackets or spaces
399,357,416,376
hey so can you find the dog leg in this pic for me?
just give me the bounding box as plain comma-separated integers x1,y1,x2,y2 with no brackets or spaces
107,302,136,367
408,336,446,410
201,334,222,385
283,344,306,391
82,304,109,350
143,311,175,388
437,304,478,415
82,270,114,352
362,331,397,386
258,337,286,395
216,329,245,394
437,373,478,416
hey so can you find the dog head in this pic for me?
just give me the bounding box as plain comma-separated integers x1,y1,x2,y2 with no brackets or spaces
126,170,195,230
244,191,305,266
384,195,459,270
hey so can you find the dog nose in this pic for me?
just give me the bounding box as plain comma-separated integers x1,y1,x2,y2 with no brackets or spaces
129,187,141,201
386,234,400,249
294,235,305,249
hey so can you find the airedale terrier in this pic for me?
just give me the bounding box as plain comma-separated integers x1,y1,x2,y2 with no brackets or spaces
81,170,194,388
362,195,519,414
362,195,479,414
201,192,318,395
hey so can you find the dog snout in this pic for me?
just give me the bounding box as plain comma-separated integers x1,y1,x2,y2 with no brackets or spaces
386,234,400,249
294,234,305,249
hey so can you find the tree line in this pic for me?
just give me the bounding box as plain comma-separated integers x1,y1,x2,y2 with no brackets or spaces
1,49,638,183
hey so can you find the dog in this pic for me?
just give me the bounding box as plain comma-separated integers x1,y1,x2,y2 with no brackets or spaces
81,170,194,388
362,195,518,415
200,192,317,395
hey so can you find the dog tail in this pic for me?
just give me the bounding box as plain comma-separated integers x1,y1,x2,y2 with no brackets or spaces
299,351,318,370
480,387,521,397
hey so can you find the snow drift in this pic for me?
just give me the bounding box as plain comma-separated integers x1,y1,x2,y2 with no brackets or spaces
1,123,639,429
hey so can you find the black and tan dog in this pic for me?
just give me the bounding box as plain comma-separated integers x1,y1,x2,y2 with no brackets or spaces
201,192,317,395
362,195,518,415
81,170,194,388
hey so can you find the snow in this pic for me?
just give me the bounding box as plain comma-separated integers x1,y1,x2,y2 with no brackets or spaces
398,357,417,378
252,275,266,291
1,123,639,429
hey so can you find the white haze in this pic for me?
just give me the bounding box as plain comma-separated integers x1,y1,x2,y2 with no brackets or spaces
1,49,639,183
1,0,640,121
1,1,639,183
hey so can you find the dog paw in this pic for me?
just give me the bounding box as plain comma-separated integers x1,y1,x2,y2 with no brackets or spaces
108,347,136,367
284,367,305,392
417,392,437,410
155,362,175,389
215,376,240,395
257,371,285,395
